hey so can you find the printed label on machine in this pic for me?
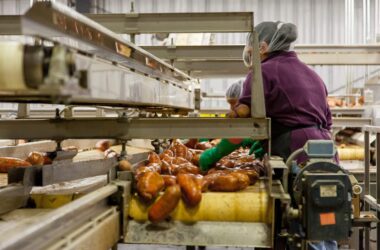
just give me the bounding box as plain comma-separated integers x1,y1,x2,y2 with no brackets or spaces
320,212,336,225
319,185,337,197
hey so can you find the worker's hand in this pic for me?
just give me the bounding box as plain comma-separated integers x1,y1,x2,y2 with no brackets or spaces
234,104,251,118
199,139,241,171
248,141,265,158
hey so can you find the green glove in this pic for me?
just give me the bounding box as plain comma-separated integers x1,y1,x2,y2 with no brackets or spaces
241,138,255,148
199,139,241,171
249,140,265,158
199,138,209,142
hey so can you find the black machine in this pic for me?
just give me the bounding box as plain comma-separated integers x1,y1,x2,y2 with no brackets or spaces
285,140,358,247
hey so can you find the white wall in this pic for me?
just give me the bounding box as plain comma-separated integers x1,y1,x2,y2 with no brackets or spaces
90,0,380,105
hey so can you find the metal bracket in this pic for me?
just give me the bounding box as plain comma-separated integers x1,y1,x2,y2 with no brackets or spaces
109,180,132,239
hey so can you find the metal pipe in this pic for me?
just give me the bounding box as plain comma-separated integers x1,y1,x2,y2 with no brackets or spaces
0,184,117,249
376,0,380,41
376,132,380,250
367,0,370,42
363,0,366,44
364,130,370,250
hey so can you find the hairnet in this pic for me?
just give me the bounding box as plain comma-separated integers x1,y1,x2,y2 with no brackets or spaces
225,80,243,99
246,21,298,53
242,21,297,67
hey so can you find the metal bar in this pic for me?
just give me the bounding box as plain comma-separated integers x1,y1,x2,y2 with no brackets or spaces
0,15,21,35
250,28,266,118
141,45,380,70
42,158,117,185
364,195,380,211
21,2,192,85
363,125,380,133
173,61,248,77
364,130,370,250
143,44,380,60
0,184,31,215
0,184,117,250
330,107,365,116
332,117,372,128
173,59,380,78
0,117,269,140
87,12,253,34
49,208,119,250
0,12,253,35
377,132,380,250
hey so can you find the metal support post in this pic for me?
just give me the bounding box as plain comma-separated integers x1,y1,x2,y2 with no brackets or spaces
377,132,380,250
364,130,370,250
250,29,266,118
17,104,30,119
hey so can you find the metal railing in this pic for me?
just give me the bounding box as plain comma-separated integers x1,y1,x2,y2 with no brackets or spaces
363,125,380,250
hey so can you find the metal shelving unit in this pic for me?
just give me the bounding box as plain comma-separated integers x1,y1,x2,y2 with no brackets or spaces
0,3,280,250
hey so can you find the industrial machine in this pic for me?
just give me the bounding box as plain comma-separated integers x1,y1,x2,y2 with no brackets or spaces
0,2,378,250
284,140,363,248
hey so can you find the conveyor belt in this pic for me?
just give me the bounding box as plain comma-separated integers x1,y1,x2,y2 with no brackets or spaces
129,180,271,223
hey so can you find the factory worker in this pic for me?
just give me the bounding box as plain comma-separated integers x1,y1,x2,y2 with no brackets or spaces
200,21,333,169
225,80,243,110
225,80,265,157
199,21,336,250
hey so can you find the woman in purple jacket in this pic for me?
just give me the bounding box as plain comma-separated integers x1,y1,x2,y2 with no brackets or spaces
238,21,333,163
200,21,333,167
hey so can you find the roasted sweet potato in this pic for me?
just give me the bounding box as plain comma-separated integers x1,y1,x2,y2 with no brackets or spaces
194,142,213,150
235,169,259,185
208,172,249,192
191,153,201,166
162,175,177,187
171,142,188,158
177,173,202,207
185,150,193,162
159,149,174,159
173,163,201,175
148,152,161,165
104,149,117,159
136,171,165,202
25,152,45,166
119,160,132,171
171,157,188,165
96,140,111,152
147,162,161,173
161,160,171,174
148,184,181,223
0,157,32,173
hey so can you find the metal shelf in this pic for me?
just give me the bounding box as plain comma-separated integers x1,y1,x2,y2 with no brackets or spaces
140,45,380,76
0,117,270,140
331,107,365,116
21,2,192,84
0,12,253,35
332,117,372,128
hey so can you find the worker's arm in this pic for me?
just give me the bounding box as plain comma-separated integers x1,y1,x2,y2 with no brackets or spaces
199,138,242,171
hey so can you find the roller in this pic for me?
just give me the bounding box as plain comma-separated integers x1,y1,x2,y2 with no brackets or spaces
337,147,364,161
129,180,272,223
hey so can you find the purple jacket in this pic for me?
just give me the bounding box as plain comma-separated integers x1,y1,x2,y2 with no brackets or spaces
239,51,333,161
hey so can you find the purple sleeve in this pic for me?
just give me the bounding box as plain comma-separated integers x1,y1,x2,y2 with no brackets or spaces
238,71,253,106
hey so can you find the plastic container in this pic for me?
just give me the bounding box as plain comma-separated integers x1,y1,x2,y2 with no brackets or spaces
364,88,374,104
